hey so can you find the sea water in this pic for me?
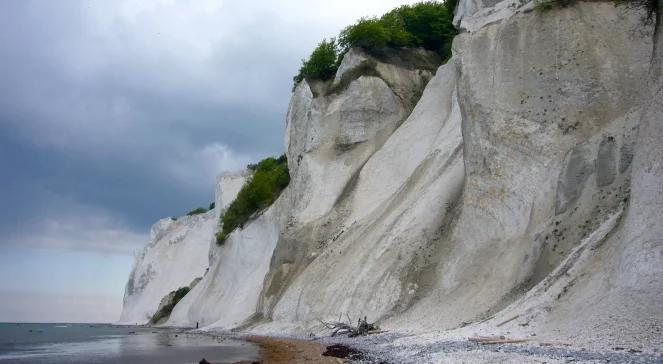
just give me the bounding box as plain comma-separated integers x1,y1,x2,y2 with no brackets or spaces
0,323,261,363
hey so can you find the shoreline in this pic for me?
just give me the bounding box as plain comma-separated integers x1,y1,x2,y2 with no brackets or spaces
174,328,359,363
126,325,663,363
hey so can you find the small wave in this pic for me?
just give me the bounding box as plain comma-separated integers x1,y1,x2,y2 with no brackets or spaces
0,349,50,360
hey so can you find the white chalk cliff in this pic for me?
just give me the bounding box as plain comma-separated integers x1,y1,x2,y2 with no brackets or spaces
122,0,662,352
119,213,213,324
119,173,248,324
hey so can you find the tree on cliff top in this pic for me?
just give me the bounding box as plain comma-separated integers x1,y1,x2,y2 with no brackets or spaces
339,1,456,57
293,1,457,88
293,38,340,87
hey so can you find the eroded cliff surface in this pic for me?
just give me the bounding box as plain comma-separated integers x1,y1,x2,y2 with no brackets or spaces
396,0,653,329
166,48,445,329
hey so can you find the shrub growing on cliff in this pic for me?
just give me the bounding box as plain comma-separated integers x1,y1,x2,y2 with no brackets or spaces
150,286,190,324
216,155,290,245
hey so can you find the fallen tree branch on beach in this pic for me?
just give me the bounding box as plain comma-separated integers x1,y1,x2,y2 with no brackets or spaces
319,315,380,337
495,314,520,327
478,338,530,345
539,341,572,347
468,336,529,345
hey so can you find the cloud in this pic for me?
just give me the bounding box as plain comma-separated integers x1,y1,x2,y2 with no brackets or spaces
0,291,122,323
0,0,426,251
0,0,290,157
0,0,422,152
5,197,147,256
164,142,252,189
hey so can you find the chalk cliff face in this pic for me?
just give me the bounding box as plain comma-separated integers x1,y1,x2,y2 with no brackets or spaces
261,50,464,329
122,0,661,350
166,47,443,329
119,214,214,324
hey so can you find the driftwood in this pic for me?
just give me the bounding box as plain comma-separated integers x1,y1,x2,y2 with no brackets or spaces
468,336,505,342
478,338,529,345
539,341,572,347
319,315,379,337
469,336,529,345
496,314,520,327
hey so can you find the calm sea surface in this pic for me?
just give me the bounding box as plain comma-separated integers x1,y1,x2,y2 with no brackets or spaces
0,323,261,363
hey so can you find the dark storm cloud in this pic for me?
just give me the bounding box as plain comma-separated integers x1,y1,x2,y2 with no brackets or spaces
0,0,418,254
0,0,293,248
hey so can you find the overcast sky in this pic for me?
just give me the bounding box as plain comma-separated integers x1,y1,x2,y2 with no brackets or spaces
0,0,421,323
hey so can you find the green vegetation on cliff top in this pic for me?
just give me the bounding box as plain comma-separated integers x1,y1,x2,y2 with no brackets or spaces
293,0,458,87
186,207,208,216
216,155,290,245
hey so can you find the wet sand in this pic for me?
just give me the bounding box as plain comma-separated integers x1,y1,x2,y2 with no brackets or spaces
244,336,346,363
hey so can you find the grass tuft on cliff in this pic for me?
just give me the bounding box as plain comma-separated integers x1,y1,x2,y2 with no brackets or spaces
216,155,290,245
150,286,190,324
293,0,457,88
